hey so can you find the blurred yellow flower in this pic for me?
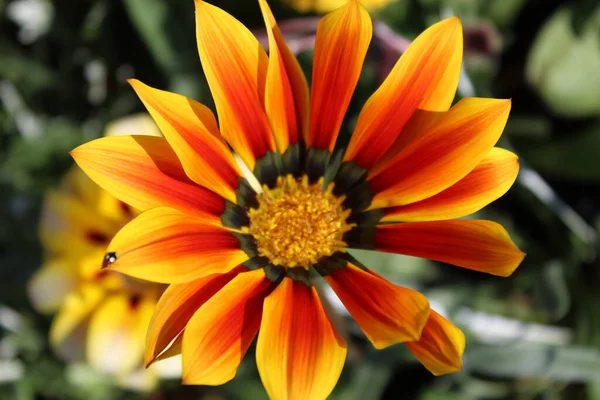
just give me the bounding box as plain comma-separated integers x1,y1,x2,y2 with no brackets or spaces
28,115,178,391
287,0,393,13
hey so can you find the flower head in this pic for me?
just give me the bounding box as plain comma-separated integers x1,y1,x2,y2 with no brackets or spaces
29,116,177,391
71,1,524,398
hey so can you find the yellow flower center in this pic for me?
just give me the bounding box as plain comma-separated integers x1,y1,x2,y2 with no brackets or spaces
248,175,353,269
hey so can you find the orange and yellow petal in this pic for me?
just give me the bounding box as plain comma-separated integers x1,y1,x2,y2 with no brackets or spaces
28,259,79,314
405,310,465,376
307,0,372,151
324,263,430,349
257,278,347,400
129,79,241,202
383,148,519,222
195,0,275,171
374,220,526,276
259,0,309,154
71,135,226,221
106,207,248,284
145,268,243,366
369,98,511,209
86,292,155,374
345,17,463,169
182,269,273,385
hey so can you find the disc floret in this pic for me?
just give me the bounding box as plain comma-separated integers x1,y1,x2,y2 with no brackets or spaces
248,175,353,269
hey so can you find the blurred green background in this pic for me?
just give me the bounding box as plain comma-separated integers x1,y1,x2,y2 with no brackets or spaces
2,0,600,399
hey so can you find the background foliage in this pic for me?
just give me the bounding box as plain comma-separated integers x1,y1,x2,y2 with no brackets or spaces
2,0,600,399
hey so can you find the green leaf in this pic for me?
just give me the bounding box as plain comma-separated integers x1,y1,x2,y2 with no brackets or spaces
465,343,600,382
526,4,600,118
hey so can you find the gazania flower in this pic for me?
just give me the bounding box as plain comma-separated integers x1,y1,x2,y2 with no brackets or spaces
29,116,178,391
287,0,392,13
71,0,525,398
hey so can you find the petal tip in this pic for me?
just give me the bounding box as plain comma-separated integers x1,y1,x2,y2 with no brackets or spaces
127,78,142,88
499,250,526,277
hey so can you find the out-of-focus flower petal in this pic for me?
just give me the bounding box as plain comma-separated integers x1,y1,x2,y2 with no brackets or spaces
86,292,155,374
28,259,79,313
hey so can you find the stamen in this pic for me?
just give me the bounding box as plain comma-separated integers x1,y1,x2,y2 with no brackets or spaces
248,174,354,269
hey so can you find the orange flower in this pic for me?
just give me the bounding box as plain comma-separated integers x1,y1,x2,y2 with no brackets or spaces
71,1,524,398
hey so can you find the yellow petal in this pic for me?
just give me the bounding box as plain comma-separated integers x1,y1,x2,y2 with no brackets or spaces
87,292,155,374
104,113,162,138
28,258,78,314
50,283,105,349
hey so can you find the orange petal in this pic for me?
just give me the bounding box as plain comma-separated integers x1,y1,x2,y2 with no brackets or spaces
324,264,430,349
406,310,465,376
106,207,248,284
368,98,511,209
195,0,275,171
145,268,243,366
259,0,309,154
182,269,273,385
382,148,519,222
345,17,463,168
257,278,347,400
307,0,372,151
71,135,226,222
87,292,155,374
374,220,525,276
129,79,241,202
